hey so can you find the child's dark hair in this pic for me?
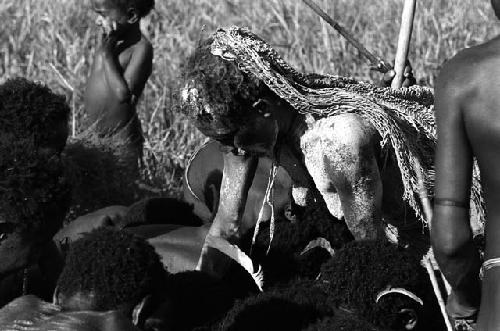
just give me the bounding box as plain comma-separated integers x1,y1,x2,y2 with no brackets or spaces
180,38,267,145
57,227,167,311
0,137,70,236
0,77,70,153
109,0,155,17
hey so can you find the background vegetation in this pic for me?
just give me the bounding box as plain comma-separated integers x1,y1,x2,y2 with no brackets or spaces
1,0,499,197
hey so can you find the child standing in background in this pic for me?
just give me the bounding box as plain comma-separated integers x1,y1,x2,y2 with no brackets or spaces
84,0,154,170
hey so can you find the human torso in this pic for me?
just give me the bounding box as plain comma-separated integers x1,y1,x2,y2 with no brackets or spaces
83,37,145,137
459,38,500,227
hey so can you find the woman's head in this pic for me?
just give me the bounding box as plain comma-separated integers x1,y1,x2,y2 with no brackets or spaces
180,38,281,157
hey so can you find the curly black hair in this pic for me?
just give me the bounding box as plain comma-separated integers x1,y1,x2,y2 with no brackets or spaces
304,313,384,331
215,280,333,331
56,227,168,311
246,201,353,286
107,0,154,17
319,240,441,330
180,38,268,145
0,77,70,153
0,137,70,235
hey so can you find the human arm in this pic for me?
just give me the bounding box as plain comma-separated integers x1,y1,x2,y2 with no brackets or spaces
197,150,258,278
100,33,132,103
122,40,153,105
379,60,416,88
431,64,481,317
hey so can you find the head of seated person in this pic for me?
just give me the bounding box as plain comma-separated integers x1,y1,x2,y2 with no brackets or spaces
214,280,333,331
55,228,169,328
319,240,444,331
0,138,70,279
0,77,70,157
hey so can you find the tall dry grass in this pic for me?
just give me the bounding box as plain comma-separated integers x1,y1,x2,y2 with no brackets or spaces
1,0,499,196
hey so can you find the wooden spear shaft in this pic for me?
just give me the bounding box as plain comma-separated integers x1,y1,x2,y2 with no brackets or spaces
301,0,392,73
391,0,417,89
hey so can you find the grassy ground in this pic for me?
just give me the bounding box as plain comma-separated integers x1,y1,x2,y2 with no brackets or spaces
1,0,499,197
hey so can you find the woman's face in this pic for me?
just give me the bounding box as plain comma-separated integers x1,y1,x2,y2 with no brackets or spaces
233,113,279,158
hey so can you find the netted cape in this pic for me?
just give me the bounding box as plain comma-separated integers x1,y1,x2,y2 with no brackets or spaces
207,26,484,226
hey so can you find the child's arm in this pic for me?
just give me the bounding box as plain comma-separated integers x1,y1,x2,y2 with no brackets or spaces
101,34,132,103
123,40,153,105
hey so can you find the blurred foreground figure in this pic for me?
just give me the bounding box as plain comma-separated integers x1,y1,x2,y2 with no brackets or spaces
431,1,500,330
0,295,139,331
0,78,71,306
1,228,252,331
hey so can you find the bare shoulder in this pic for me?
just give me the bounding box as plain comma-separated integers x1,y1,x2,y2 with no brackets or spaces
436,49,476,98
134,35,153,59
435,41,500,119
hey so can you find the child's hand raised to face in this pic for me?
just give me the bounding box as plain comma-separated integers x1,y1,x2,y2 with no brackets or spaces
101,32,119,55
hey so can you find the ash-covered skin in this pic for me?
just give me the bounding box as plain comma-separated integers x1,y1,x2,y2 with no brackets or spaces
300,114,383,240
0,78,71,306
179,37,427,278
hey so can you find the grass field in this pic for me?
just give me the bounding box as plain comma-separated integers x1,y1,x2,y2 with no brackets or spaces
2,0,499,197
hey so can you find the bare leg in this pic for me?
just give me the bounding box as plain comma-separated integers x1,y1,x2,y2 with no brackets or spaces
301,114,382,240
197,151,258,278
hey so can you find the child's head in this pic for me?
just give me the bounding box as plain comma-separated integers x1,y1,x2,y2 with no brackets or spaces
0,77,70,156
91,0,154,35
55,228,168,313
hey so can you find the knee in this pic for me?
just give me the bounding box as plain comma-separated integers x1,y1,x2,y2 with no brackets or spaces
329,114,377,148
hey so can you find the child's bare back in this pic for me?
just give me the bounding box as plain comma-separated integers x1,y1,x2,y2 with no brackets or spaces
84,0,154,160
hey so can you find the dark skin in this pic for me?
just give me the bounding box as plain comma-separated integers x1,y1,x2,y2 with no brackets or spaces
84,0,153,136
431,2,500,328
0,125,69,307
0,295,141,331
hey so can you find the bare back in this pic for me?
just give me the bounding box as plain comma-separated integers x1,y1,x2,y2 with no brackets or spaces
462,39,500,231
433,35,500,330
